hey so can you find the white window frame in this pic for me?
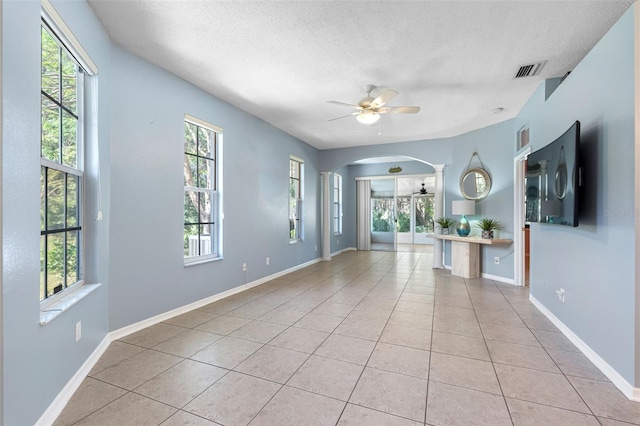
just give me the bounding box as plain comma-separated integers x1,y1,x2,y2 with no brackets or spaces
289,156,304,243
333,173,342,235
183,114,223,265
40,2,96,308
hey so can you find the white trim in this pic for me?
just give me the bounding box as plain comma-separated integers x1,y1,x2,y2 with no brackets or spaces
513,146,531,287
355,173,435,181
35,257,323,424
40,283,101,325
41,0,97,75
289,154,305,164
530,296,640,402
481,273,515,285
184,114,223,133
331,247,356,257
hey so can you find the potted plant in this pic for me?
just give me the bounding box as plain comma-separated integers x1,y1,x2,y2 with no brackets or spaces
435,217,456,235
477,218,502,239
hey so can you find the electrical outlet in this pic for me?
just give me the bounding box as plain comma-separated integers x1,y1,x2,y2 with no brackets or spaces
75,321,82,342
266,257,270,265
242,263,247,272
494,257,500,265
556,288,565,302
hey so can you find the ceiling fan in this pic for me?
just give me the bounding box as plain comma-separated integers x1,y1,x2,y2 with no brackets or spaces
413,183,432,196
327,86,420,125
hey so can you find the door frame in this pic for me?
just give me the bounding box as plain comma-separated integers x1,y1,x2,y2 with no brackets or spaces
514,147,531,287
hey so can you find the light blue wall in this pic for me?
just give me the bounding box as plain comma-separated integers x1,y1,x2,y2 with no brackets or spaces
107,47,321,330
517,5,637,385
2,1,111,424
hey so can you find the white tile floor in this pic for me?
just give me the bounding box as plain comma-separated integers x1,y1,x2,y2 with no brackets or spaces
54,250,640,425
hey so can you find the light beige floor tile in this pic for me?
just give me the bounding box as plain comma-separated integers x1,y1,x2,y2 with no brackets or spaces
487,340,561,373
268,326,329,353
256,308,307,325
379,324,431,351
197,300,247,314
434,295,473,309
431,331,490,361
506,398,601,426
92,349,182,390
399,292,434,304
161,410,219,426
334,318,387,341
190,336,262,369
250,386,345,426
337,404,422,426
597,417,640,426
568,376,640,424
520,314,559,331
395,300,434,315
433,305,477,321
152,329,223,358
480,323,541,347
475,309,526,328
278,297,323,313
74,392,176,426
294,312,344,333
511,303,545,317
387,311,433,331
119,323,187,348
228,320,288,344
288,355,364,401
531,329,580,352
184,371,280,426
495,363,590,413
357,296,399,311
315,334,376,365
546,348,608,381
195,315,252,335
235,345,309,384
134,359,228,408
88,341,145,376
53,378,128,426
429,352,501,394
368,342,430,379
163,310,218,328
347,306,393,322
350,367,427,422
432,316,481,338
312,301,355,317
425,380,511,426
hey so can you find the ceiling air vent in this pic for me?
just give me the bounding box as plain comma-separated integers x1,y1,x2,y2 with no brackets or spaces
513,61,547,79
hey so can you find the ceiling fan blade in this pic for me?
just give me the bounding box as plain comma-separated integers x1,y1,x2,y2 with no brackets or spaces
370,88,399,109
378,106,420,114
327,100,361,110
327,113,357,122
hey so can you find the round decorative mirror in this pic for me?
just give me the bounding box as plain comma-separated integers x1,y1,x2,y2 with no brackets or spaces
460,167,492,200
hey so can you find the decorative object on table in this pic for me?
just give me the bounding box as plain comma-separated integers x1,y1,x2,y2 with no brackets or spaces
434,217,456,235
477,218,502,239
388,166,402,174
460,152,492,200
452,200,475,237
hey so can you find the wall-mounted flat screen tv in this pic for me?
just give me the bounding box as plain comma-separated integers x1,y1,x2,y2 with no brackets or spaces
525,121,580,227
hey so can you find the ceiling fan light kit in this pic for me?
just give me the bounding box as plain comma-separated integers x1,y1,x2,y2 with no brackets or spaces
328,86,420,125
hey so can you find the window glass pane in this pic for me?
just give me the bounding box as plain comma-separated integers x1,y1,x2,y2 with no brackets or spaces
184,153,197,187
198,191,213,224
184,190,198,224
61,53,77,114
62,110,77,168
184,224,198,256
66,230,79,285
40,235,46,301
290,160,299,179
198,158,213,189
46,232,65,297
198,225,213,256
184,122,197,154
66,174,79,227
40,167,46,231
41,95,60,163
290,178,299,199
289,199,298,239
41,27,59,100
197,127,212,159
46,168,65,230
397,197,411,232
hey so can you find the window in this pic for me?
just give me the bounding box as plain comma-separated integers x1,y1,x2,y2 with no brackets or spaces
289,157,304,241
184,116,222,263
333,173,342,235
40,22,86,302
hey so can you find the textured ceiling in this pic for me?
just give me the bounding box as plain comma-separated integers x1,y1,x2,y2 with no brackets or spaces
88,0,633,150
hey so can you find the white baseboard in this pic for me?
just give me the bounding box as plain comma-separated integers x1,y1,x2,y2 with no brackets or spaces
441,265,515,285
331,247,356,257
530,296,640,402
36,257,322,424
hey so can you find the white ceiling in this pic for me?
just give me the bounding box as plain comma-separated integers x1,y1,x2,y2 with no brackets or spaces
88,0,632,151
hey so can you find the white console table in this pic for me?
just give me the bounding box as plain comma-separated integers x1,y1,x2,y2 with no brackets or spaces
434,234,512,279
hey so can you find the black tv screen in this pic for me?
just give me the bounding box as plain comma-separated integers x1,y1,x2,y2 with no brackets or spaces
525,121,580,227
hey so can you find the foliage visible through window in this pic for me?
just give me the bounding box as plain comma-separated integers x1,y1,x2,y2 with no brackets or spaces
333,174,342,235
40,23,84,302
289,158,303,241
372,195,434,234
184,120,219,260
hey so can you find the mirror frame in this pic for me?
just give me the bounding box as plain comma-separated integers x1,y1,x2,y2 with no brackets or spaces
460,167,492,200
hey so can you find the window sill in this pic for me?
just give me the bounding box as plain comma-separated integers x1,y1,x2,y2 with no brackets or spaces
40,283,102,325
184,256,223,267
